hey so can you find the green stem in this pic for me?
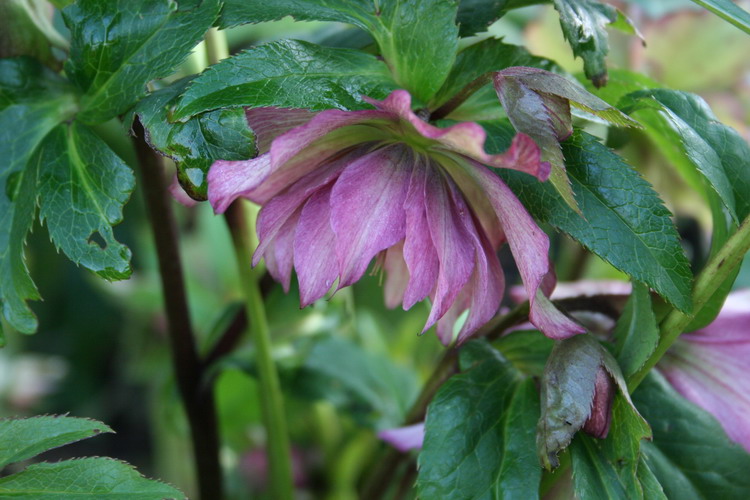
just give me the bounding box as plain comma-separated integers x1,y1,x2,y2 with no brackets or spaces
204,27,229,64
224,202,294,500
628,213,750,390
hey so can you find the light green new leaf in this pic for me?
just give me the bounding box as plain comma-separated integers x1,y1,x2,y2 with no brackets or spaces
633,373,750,499
216,0,458,102
136,77,255,200
492,126,692,313
63,0,221,124
690,0,750,35
172,40,398,120
0,458,185,499
36,123,134,281
0,416,112,468
417,340,541,499
613,282,659,377
0,57,77,334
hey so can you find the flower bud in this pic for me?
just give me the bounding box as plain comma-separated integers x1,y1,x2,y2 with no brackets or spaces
582,366,615,439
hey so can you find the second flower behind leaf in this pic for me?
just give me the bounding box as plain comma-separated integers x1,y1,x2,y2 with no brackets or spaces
208,90,585,344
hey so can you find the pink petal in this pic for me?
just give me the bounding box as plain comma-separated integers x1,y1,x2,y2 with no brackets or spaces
208,153,273,213
402,164,440,309
245,107,317,154
168,173,199,207
383,242,409,309
262,210,300,291
378,423,425,452
293,187,339,307
422,172,475,334
365,90,550,180
509,280,633,303
330,146,412,287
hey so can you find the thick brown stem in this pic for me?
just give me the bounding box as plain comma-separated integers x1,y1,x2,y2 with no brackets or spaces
132,119,223,500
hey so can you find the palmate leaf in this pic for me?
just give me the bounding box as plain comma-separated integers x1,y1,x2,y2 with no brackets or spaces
0,416,185,499
63,0,220,124
172,39,398,120
489,125,692,313
136,77,255,201
417,340,541,499
215,0,458,102
633,373,750,499
0,57,76,334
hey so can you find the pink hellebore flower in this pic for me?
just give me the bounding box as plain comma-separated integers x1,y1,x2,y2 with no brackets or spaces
208,90,584,344
659,289,750,452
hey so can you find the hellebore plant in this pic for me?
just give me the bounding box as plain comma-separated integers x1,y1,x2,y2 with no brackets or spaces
209,90,585,345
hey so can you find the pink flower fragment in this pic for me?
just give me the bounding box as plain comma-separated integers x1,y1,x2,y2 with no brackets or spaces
378,422,425,452
208,90,584,344
659,289,750,452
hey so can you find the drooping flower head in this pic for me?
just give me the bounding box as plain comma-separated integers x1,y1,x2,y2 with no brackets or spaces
209,90,584,344
659,289,750,452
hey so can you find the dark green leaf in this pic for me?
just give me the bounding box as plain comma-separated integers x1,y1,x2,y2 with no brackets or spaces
0,57,77,333
613,282,659,377
571,396,652,499
625,89,750,223
417,340,541,499
35,123,134,281
456,0,545,36
689,0,750,35
172,40,398,120
63,0,221,124
0,416,112,468
136,77,255,200
217,1,458,102
495,128,693,313
296,337,418,428
0,457,185,499
553,0,633,87
494,329,554,377
633,373,750,499
637,455,668,500
0,1,57,67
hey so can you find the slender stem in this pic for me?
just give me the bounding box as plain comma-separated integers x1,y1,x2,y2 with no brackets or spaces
204,27,229,64
430,73,493,121
629,213,750,390
132,119,223,499
224,202,294,500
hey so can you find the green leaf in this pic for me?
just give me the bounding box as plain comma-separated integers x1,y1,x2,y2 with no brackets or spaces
553,0,633,87
633,373,750,499
625,89,750,223
172,39,398,120
216,1,458,102
637,455,668,500
455,0,543,36
0,57,77,334
570,397,653,500
0,457,185,499
136,77,255,200
494,329,555,377
0,416,112,468
417,340,541,499
295,336,418,428
36,123,134,281
431,37,557,109
494,128,693,313
612,282,659,377
63,0,221,124
689,0,750,35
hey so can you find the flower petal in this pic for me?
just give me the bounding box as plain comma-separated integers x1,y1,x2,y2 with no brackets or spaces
383,242,409,309
169,173,199,207
330,146,412,287
378,423,425,452
245,107,317,154
262,209,300,292
208,153,273,213
294,187,339,307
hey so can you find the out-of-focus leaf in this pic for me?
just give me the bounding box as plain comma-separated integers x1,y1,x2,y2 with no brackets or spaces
216,0,458,102
634,373,750,499
36,123,134,280
172,40,398,120
136,77,255,200
491,126,693,313
0,57,77,334
0,416,112,468
417,340,541,499
0,0,57,67
553,0,634,87
63,0,220,124
689,0,750,35
0,458,186,499
613,282,659,377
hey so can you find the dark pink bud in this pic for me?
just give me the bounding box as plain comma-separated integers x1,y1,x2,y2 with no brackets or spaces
582,366,615,439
